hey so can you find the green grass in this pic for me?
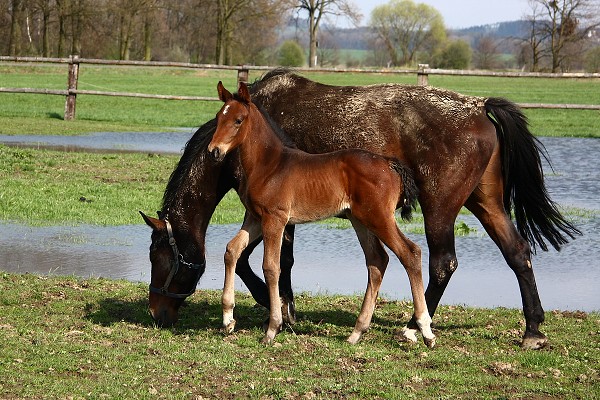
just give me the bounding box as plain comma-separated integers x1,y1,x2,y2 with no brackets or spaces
1,63,599,137
0,143,594,229
0,273,598,399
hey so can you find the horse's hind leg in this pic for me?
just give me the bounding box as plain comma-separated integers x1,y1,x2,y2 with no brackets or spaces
465,171,546,349
223,215,262,333
347,219,389,344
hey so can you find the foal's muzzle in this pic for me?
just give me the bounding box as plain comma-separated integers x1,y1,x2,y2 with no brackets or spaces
208,146,225,162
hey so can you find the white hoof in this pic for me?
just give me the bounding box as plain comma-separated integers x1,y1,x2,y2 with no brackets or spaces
399,326,419,343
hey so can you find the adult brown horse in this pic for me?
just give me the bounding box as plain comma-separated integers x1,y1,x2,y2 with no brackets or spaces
141,69,579,349
207,81,435,346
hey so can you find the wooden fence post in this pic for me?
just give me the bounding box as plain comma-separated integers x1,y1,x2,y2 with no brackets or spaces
417,64,429,86
64,55,80,120
237,66,249,88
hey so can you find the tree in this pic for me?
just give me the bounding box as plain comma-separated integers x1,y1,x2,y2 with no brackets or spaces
525,0,600,72
433,39,471,69
369,0,446,67
473,35,501,69
296,0,361,67
215,0,290,65
584,46,600,72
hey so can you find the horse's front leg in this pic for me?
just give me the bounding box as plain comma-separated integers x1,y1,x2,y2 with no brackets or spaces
222,216,262,333
260,217,286,345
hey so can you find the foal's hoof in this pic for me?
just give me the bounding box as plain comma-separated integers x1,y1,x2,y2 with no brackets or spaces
223,319,236,334
261,335,275,345
396,326,419,344
423,335,436,349
521,333,548,350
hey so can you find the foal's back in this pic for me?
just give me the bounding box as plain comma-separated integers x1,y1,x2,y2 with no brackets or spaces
274,147,410,225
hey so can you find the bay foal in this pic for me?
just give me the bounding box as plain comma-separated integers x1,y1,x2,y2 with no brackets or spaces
208,82,435,346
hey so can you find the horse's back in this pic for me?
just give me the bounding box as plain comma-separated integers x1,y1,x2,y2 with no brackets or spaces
252,72,498,208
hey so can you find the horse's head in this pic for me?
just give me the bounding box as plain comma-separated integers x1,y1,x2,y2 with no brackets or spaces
208,81,252,162
140,211,206,327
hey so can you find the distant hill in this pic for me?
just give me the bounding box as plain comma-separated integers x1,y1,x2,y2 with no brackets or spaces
452,20,529,38
281,18,529,51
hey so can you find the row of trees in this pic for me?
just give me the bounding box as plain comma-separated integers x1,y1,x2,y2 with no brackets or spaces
2,0,303,64
2,0,599,71
367,0,600,72
1,0,361,66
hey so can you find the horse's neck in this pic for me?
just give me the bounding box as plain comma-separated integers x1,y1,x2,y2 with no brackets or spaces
164,154,228,253
239,107,285,178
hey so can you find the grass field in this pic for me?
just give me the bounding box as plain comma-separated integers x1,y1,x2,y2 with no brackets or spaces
1,65,599,399
1,63,599,137
0,273,598,399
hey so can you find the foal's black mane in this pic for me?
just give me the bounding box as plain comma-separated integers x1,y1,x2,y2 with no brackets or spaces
161,69,299,212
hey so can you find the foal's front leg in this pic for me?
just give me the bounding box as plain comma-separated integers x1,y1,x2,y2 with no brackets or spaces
261,218,286,344
222,216,262,333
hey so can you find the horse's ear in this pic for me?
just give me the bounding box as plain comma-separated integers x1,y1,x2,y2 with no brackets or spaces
140,211,166,231
238,82,251,103
217,81,232,102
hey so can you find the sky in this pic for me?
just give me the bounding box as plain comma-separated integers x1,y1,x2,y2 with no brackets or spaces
344,0,532,29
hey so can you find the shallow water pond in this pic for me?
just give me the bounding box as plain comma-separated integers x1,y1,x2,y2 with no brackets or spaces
1,135,599,311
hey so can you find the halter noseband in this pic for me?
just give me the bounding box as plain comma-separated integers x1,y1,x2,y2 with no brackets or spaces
149,219,205,299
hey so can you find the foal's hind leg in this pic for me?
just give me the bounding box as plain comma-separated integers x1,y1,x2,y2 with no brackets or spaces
347,219,389,344
352,213,435,347
222,215,262,333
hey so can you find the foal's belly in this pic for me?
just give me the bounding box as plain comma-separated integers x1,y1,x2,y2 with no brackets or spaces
287,197,350,225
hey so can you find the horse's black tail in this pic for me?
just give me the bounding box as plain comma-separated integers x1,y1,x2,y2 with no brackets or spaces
485,97,581,252
390,160,419,222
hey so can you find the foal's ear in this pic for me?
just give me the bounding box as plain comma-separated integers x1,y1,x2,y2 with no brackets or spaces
139,211,166,231
217,81,232,102
238,82,251,103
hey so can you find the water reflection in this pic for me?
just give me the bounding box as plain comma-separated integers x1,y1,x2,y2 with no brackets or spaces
0,131,193,155
0,136,599,311
1,216,598,311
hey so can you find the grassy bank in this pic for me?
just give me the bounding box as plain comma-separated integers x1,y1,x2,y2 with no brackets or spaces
0,145,250,226
0,64,598,137
1,144,592,229
0,273,598,399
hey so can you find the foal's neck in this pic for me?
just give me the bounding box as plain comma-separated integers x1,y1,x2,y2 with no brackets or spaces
239,106,286,176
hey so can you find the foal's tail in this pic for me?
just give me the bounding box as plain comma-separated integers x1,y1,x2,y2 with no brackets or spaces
484,97,581,252
389,160,419,221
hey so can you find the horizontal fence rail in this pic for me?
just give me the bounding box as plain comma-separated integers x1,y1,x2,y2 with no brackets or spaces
1,56,599,120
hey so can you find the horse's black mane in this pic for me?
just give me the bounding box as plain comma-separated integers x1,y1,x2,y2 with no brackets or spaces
161,69,298,212
161,119,216,212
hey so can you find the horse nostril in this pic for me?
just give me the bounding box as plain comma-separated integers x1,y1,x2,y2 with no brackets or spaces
211,147,221,161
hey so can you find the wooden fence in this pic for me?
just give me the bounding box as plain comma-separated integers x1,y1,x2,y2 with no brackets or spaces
1,55,600,120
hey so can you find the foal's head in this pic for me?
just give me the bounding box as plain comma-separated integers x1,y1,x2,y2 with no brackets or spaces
208,81,252,162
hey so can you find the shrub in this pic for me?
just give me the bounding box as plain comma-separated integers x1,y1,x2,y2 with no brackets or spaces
277,41,305,67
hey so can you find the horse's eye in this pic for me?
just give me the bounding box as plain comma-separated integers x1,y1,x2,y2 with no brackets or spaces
235,118,243,125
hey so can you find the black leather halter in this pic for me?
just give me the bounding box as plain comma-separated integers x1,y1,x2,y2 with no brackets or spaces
148,219,205,299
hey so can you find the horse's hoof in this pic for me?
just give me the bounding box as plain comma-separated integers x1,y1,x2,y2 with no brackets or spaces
423,335,436,349
396,326,418,343
521,333,548,350
282,299,296,325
